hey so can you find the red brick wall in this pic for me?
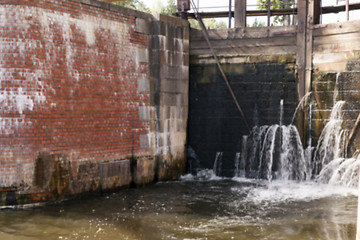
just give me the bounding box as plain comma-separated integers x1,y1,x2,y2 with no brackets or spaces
0,1,151,189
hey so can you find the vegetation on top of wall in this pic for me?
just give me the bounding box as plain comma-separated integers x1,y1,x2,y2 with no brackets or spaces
112,0,151,13
257,0,294,25
112,0,177,15
189,18,227,30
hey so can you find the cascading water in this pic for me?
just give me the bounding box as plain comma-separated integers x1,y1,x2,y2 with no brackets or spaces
213,152,223,176
312,101,348,176
242,124,308,181
238,99,357,186
316,155,360,188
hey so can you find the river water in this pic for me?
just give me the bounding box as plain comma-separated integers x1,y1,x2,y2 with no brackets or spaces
0,170,357,240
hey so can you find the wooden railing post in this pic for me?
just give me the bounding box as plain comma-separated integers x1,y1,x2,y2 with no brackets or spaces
234,0,246,28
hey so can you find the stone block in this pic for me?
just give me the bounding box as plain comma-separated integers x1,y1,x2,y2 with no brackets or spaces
139,106,150,120
159,93,187,106
135,18,151,34
139,134,150,149
99,160,131,190
136,47,149,64
137,77,150,92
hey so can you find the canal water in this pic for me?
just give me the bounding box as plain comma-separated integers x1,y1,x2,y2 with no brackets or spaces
0,170,356,240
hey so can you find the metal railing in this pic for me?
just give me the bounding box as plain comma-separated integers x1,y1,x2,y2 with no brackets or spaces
183,0,360,27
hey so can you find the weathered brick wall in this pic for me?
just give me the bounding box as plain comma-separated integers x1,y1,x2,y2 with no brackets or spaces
0,0,189,205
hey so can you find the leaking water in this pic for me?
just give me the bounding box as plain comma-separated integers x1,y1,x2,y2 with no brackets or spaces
313,101,348,176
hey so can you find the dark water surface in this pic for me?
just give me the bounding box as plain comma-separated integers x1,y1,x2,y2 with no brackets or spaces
0,173,357,240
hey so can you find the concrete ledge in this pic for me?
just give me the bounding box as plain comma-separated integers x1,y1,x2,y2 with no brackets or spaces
152,14,189,28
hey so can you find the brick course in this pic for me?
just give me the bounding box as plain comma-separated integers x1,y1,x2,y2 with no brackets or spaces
0,0,189,205
0,0,148,193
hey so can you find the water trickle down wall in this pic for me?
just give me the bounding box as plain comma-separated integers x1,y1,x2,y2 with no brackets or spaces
0,0,189,205
312,21,360,161
188,27,298,176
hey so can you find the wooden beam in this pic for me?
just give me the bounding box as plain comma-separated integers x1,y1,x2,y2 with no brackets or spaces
234,0,246,28
313,0,321,24
187,3,360,19
100,0,126,2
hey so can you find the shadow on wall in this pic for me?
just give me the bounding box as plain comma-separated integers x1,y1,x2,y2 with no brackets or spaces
188,62,298,176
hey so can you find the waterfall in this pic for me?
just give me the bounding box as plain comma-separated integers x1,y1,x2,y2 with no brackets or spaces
236,98,360,189
213,152,223,176
234,152,241,177
242,124,307,181
279,99,284,127
312,101,348,176
188,146,201,174
290,91,312,125
316,156,360,188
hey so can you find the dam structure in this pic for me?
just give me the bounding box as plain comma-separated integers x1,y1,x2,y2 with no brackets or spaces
1,0,360,213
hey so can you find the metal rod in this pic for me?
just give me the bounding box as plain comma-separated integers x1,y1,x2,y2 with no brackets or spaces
346,0,350,21
190,0,251,133
229,0,232,28
186,3,360,19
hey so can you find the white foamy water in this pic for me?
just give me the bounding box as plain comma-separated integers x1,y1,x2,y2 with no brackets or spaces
238,180,357,204
313,101,348,175
180,169,223,181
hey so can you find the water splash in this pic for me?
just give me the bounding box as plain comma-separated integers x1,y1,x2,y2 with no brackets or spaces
290,91,312,125
316,155,360,188
333,72,341,105
279,99,284,126
187,146,201,174
233,152,241,177
213,152,223,176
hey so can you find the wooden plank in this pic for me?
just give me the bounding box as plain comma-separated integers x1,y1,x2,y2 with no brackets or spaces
313,62,348,72
190,38,296,50
190,45,297,56
190,36,296,50
313,52,351,64
235,0,246,28
313,32,360,45
313,41,360,53
313,20,360,36
296,0,307,101
187,3,360,19
190,26,297,40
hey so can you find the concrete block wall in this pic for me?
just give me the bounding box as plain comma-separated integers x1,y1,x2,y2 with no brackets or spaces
151,14,189,180
0,0,189,205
